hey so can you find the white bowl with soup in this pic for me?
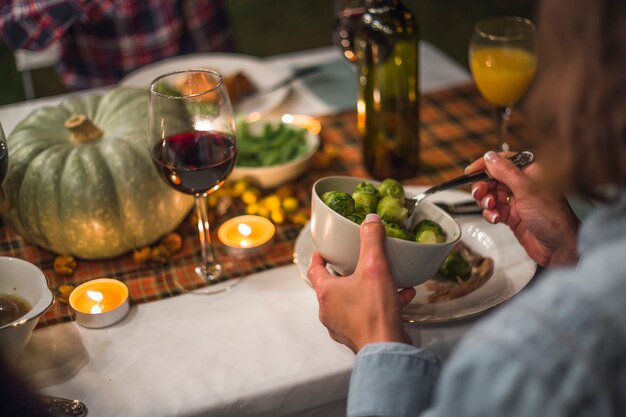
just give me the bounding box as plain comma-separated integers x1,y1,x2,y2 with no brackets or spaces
310,176,461,288
0,257,54,359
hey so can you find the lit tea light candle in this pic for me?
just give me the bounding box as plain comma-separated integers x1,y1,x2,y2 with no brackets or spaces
245,112,321,135
280,113,322,135
218,215,275,256
69,278,130,328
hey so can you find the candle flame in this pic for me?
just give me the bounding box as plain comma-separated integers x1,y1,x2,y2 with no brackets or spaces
87,290,104,314
87,290,104,303
238,223,252,237
91,304,104,314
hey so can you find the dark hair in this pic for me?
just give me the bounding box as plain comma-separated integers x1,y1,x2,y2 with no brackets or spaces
526,0,626,198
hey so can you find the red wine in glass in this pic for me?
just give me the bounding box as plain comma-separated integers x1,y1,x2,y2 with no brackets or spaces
152,131,236,195
148,69,238,294
332,6,367,63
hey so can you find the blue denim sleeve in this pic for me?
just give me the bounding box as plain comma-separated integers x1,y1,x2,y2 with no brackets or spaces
347,264,626,417
348,342,440,417
347,194,626,417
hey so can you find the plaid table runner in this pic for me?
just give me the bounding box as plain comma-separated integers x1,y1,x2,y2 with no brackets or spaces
0,84,531,328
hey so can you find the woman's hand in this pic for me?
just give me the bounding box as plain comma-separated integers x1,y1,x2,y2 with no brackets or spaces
307,214,416,353
467,151,580,267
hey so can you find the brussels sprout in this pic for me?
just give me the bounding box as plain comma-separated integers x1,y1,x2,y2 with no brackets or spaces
352,182,380,213
382,221,414,241
439,250,472,281
347,211,367,225
321,191,355,217
376,195,409,223
414,219,447,244
378,178,406,204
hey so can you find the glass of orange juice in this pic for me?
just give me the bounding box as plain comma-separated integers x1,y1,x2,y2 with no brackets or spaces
470,16,537,151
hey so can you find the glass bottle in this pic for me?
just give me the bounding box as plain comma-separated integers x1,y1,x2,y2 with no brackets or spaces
355,0,420,180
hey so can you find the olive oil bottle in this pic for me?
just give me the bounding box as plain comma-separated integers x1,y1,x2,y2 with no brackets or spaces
355,0,420,180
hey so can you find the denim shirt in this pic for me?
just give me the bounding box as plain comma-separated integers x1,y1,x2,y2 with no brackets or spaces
348,189,626,417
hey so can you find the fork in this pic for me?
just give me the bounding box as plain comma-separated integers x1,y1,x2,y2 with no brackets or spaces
40,395,88,417
433,200,483,215
249,64,325,97
404,151,534,226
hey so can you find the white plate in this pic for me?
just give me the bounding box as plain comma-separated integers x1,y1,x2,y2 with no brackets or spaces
293,187,537,324
120,53,292,115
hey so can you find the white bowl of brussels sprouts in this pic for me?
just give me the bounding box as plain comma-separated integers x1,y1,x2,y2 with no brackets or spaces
310,176,461,288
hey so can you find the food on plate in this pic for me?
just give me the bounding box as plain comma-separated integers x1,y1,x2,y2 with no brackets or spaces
424,242,495,303
320,179,447,243
438,249,472,280
236,120,309,167
175,70,256,104
223,71,257,103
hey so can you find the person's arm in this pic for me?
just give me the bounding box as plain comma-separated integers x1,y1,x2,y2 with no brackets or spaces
348,343,440,417
0,0,115,50
467,151,580,267
347,259,620,417
307,214,439,416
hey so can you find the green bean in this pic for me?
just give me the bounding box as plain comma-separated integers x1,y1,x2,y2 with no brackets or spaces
236,120,309,167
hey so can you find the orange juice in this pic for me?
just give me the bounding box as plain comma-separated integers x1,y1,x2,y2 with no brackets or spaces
470,47,537,107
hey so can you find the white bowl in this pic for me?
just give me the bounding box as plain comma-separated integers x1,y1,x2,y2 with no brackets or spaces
310,176,462,288
231,114,321,189
0,257,54,359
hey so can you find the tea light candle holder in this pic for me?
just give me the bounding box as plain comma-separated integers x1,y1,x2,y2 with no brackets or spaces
69,278,130,328
217,215,275,257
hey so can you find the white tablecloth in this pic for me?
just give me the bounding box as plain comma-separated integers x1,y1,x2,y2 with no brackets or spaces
4,44,473,417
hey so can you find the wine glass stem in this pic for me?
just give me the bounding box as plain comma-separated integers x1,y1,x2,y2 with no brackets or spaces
496,106,511,151
194,194,221,280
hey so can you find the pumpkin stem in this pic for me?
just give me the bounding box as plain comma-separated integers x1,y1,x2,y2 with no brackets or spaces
65,114,104,143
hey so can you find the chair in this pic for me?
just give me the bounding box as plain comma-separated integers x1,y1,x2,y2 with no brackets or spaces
13,43,61,100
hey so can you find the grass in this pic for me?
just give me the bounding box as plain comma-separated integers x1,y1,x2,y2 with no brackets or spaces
0,0,536,106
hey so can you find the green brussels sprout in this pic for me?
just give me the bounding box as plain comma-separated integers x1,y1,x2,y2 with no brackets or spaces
352,182,380,213
347,211,367,225
439,250,472,281
321,191,355,217
378,178,406,204
382,221,414,241
414,219,447,244
376,195,409,223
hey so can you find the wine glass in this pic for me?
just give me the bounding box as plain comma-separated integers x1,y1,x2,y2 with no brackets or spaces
0,122,8,185
332,0,367,63
469,16,537,151
148,69,237,294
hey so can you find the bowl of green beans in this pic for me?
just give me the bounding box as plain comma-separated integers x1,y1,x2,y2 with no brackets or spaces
231,114,321,189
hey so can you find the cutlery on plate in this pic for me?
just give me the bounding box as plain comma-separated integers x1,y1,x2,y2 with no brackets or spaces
404,151,534,226
246,64,325,98
40,395,88,417
433,200,483,215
